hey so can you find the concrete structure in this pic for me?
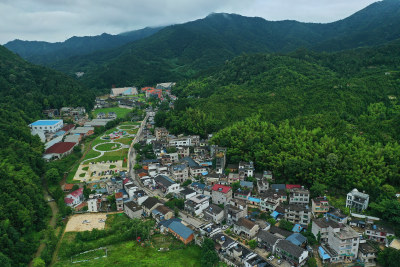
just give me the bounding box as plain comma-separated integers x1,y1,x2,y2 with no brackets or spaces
257,230,281,253
64,188,83,207
225,199,248,225
358,242,377,267
346,188,370,212
233,218,260,239
203,204,224,224
289,187,310,205
29,119,63,134
184,194,210,216
141,197,162,217
44,142,76,160
312,197,329,215
283,204,312,226
327,225,360,263
239,161,254,178
110,86,138,97
312,218,340,243
211,184,232,205
169,137,191,147
124,201,143,219
155,127,169,140
170,164,189,182
326,208,349,224
364,224,395,243
154,175,180,195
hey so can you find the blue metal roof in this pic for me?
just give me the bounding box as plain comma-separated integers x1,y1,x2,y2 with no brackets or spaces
53,130,66,137
286,233,307,246
159,218,181,228
271,211,280,219
168,221,193,240
319,246,331,260
240,181,253,188
292,224,303,233
31,120,62,126
248,197,260,203
191,182,205,190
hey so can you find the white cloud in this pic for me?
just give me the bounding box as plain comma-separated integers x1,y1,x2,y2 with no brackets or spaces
0,0,377,44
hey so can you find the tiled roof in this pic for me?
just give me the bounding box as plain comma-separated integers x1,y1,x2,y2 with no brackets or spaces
154,175,175,187
142,197,161,210
62,124,75,132
286,233,307,246
45,142,76,154
286,184,301,190
69,188,83,198
276,239,306,258
257,230,280,245
212,184,231,194
236,217,256,230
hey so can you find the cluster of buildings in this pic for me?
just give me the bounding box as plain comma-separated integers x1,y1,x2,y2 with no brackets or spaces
29,115,117,161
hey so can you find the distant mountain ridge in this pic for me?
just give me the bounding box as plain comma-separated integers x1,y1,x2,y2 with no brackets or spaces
6,0,400,89
5,26,164,64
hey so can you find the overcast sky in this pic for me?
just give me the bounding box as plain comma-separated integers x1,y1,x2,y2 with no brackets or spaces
0,0,378,44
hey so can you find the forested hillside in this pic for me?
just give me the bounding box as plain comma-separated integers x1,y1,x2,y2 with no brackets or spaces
5,27,163,65
0,45,97,266
35,0,400,90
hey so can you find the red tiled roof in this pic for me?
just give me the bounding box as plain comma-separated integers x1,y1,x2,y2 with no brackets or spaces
62,124,75,132
212,184,231,194
64,184,75,190
115,192,123,199
286,184,301,190
75,202,88,211
141,87,155,91
64,198,74,204
69,188,83,198
138,172,147,178
123,178,130,184
45,142,76,154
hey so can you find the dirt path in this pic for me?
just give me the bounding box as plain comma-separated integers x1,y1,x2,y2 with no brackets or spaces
29,188,59,267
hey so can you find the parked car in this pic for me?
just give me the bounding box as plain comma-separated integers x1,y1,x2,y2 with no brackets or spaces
277,260,282,265
268,256,274,261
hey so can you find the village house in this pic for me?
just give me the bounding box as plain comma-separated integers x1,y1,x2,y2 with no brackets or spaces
346,188,370,213
190,165,208,177
190,182,206,194
289,187,310,205
275,239,309,266
312,197,329,215
259,188,287,212
215,149,227,174
364,224,395,243
176,146,190,158
70,126,94,137
282,204,311,226
326,208,349,224
155,127,169,140
234,188,251,201
141,197,162,217
233,217,260,239
169,137,191,147
124,201,143,219
203,204,224,224
228,173,241,184
106,178,124,194
184,194,210,216
64,188,84,207
257,230,281,253
166,220,194,245
238,161,254,178
176,187,197,200
257,177,270,194
152,205,174,222
225,199,248,225
326,225,360,263
269,226,292,239
43,109,59,118
115,192,124,211
154,175,181,195
131,190,148,205
211,184,232,205
286,233,307,247
358,242,377,267
312,218,341,243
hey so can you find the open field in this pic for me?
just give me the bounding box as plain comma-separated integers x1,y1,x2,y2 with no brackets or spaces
92,107,132,119
65,214,109,232
96,143,122,151
54,235,202,267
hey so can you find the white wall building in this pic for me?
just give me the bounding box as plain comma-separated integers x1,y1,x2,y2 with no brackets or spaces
29,119,63,134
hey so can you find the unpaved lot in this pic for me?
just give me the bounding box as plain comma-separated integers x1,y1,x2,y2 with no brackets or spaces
65,213,108,232
74,160,124,182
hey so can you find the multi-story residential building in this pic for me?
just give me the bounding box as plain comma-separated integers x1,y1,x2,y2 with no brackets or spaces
211,184,232,205
154,175,181,195
184,194,210,216
155,127,169,140
215,149,226,174
358,242,377,267
239,161,254,178
190,135,200,146
275,240,308,266
260,188,287,212
190,166,208,177
115,192,124,211
289,187,310,205
169,137,191,147
141,197,162,217
312,197,329,215
170,164,189,182
364,224,395,243
327,225,360,263
203,204,225,224
233,218,260,239
29,119,63,134
346,188,370,213
124,200,143,219
234,189,251,201
282,204,311,226
257,230,281,253
257,178,269,194
225,199,248,225
176,187,197,200
312,218,341,243
176,146,190,158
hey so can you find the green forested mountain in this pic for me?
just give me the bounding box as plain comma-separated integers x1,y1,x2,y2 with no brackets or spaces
0,45,97,266
4,27,163,65
42,0,400,89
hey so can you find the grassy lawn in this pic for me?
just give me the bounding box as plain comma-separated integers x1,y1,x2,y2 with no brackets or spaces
83,149,102,161
96,143,122,152
117,137,134,145
94,148,129,163
54,236,201,267
92,107,132,119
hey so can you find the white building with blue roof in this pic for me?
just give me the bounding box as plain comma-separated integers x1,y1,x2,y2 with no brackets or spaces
29,119,63,134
